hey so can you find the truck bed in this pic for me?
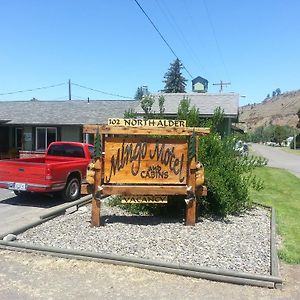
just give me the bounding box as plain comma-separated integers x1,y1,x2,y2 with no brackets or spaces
0,142,93,199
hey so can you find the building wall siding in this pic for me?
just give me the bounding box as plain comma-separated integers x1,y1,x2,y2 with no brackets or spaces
61,126,81,142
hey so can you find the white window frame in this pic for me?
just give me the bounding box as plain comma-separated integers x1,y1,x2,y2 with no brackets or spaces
35,127,57,151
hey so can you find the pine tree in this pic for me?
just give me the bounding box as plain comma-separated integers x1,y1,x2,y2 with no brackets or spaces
163,58,187,93
134,86,144,100
94,128,101,158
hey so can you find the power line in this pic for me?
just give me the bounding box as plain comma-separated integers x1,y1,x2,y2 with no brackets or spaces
71,82,133,99
0,82,66,96
133,0,194,79
72,95,89,100
155,0,206,74
202,0,231,81
53,95,69,100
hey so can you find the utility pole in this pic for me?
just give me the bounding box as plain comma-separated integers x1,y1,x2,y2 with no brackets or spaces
212,80,231,92
68,79,71,100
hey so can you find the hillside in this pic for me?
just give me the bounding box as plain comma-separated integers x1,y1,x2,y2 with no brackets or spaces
239,90,300,131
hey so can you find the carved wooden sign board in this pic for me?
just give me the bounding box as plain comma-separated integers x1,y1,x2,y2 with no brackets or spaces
83,119,209,226
104,137,187,185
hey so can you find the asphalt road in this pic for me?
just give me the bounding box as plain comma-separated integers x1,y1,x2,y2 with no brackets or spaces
251,143,300,178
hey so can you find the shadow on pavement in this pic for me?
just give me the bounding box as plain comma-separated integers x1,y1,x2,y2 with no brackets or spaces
0,192,66,208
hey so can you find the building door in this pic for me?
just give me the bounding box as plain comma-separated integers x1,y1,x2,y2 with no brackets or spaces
0,126,9,153
15,128,24,150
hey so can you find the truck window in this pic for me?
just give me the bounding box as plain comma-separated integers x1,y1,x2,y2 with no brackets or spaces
88,146,94,158
48,144,85,158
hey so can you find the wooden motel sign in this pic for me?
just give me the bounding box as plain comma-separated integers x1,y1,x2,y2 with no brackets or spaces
104,137,187,185
83,118,209,226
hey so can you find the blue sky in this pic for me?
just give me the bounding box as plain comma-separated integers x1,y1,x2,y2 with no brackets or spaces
1,0,299,106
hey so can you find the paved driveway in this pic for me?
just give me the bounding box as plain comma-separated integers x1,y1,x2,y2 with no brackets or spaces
251,143,300,178
0,189,66,238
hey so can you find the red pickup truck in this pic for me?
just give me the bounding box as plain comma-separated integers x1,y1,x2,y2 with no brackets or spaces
0,142,94,201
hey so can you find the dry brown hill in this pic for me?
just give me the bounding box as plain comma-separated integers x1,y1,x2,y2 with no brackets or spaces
238,90,300,131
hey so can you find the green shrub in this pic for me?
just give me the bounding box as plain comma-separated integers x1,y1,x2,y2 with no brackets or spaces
198,133,264,216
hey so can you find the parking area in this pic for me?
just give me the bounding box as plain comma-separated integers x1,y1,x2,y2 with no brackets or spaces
0,189,67,238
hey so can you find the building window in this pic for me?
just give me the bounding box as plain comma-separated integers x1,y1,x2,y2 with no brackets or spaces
36,127,57,151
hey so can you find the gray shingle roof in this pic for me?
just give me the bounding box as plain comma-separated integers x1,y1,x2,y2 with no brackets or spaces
0,93,239,126
0,100,138,125
136,93,239,117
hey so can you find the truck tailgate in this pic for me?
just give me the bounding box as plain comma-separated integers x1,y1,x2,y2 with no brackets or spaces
0,161,48,190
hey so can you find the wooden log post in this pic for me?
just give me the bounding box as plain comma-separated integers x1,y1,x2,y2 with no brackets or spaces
185,130,200,226
185,159,197,226
91,127,102,227
185,198,197,226
91,157,102,227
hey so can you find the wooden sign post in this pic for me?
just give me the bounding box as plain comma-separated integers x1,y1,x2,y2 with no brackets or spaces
91,128,102,227
84,119,209,226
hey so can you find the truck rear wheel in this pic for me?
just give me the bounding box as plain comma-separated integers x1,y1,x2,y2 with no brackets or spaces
61,177,80,202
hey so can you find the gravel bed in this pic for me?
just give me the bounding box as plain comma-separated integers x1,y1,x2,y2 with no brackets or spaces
17,203,271,275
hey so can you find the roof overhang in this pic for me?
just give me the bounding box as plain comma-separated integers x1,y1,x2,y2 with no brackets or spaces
0,120,10,124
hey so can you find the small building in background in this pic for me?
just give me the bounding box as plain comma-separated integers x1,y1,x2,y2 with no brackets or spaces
192,76,208,93
0,99,138,158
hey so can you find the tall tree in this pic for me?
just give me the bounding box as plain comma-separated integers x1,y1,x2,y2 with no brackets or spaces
140,95,155,119
134,86,144,100
163,58,187,93
158,95,165,115
177,97,199,127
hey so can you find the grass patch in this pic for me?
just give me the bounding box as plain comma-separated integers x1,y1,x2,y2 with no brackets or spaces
250,167,300,264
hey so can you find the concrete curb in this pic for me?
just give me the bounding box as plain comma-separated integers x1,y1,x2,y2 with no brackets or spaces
254,201,282,288
0,199,283,289
0,240,281,289
39,194,92,219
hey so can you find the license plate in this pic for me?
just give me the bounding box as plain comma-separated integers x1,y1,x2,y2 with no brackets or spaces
9,183,27,191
